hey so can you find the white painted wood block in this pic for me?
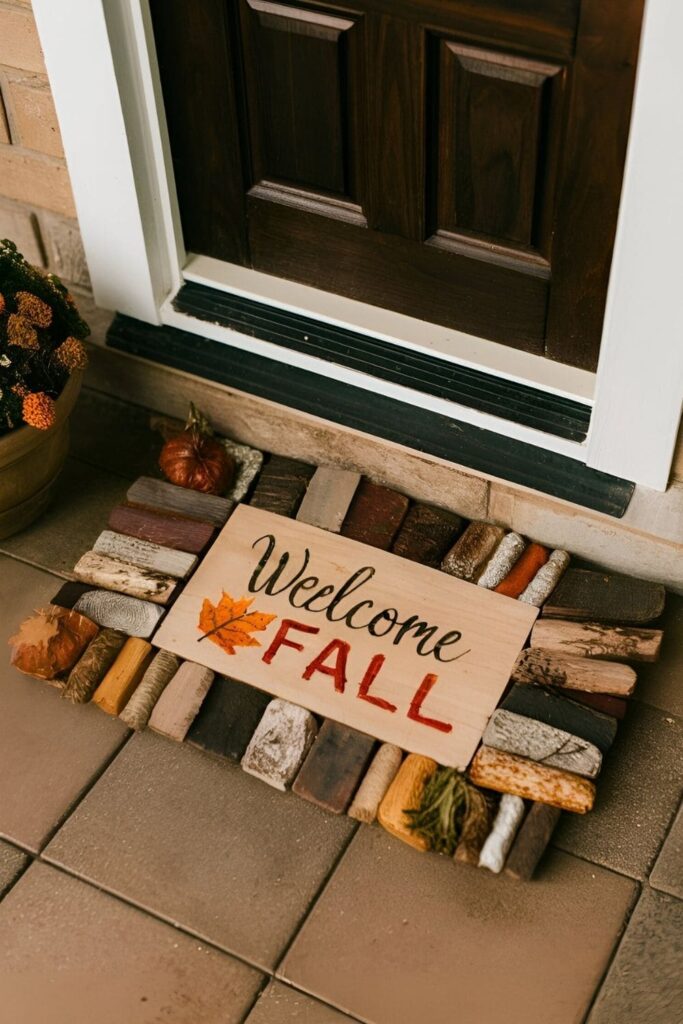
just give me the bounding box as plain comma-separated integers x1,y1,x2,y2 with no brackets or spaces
296,466,361,533
519,549,570,606
241,698,318,791
93,530,197,579
148,661,214,741
222,439,264,502
477,532,526,589
73,589,164,638
73,551,176,605
483,709,602,778
478,794,525,873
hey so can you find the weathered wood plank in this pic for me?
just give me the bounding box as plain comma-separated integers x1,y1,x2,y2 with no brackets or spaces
73,551,177,606
441,522,505,582
494,542,550,598
511,648,637,696
541,568,666,623
477,532,526,589
91,637,154,716
531,619,663,663
127,475,232,527
567,690,629,719
469,746,596,813
519,549,570,607
377,754,436,851
483,709,602,778
348,743,403,823
73,589,164,639
292,721,376,814
478,794,525,873
391,503,464,568
93,530,198,580
250,454,315,517
504,802,562,880
119,649,181,730
148,661,214,741
241,698,318,790
186,675,271,762
502,683,617,753
62,628,127,704
109,503,215,554
296,465,361,533
341,479,409,550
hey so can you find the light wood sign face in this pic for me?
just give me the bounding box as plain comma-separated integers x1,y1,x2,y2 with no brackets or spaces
155,506,539,768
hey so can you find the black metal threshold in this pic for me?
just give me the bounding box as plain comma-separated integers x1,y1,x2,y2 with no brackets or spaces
107,313,634,518
174,282,591,443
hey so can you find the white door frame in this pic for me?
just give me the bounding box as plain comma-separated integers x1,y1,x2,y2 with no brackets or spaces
33,0,683,490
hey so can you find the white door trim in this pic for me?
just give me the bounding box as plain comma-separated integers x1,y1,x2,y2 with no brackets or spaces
32,0,683,490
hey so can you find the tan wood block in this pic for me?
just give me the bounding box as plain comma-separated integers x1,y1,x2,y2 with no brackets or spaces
512,648,637,696
91,637,154,716
530,619,663,663
348,743,403,823
119,650,181,730
148,661,214,741
377,754,437,851
441,522,505,582
296,465,361,533
127,475,233,527
469,746,596,813
93,530,198,579
73,551,177,605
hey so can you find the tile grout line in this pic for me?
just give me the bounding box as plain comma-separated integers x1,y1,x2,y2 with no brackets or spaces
0,549,73,581
579,878,643,1024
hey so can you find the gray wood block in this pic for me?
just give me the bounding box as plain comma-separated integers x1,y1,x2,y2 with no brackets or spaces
241,699,318,790
519,549,570,607
502,683,617,753
504,802,562,881
73,551,177,605
127,476,233,527
531,619,663,663
292,721,376,814
483,709,602,778
73,589,164,639
93,530,198,579
222,439,264,502
296,466,361,533
148,661,214,741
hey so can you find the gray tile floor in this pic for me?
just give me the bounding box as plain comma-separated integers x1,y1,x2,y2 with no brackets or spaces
0,388,681,1024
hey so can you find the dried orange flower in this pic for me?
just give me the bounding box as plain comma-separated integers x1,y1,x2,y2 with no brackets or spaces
7,313,39,350
55,336,88,371
16,291,53,328
22,392,56,430
11,382,29,398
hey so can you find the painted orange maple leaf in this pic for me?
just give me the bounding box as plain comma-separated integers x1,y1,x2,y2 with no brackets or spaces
197,591,276,656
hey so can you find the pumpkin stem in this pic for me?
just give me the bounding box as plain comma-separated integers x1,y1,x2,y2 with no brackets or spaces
186,402,214,437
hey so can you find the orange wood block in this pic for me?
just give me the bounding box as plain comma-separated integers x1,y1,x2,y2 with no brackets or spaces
377,754,437,851
495,543,550,599
91,637,153,716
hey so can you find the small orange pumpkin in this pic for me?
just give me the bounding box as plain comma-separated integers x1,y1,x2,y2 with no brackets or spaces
159,404,235,495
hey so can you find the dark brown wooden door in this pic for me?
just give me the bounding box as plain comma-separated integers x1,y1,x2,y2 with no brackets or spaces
152,0,644,371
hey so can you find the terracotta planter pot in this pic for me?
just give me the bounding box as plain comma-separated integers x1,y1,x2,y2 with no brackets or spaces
0,372,82,539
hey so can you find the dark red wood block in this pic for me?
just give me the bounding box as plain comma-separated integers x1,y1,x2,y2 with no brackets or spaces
391,503,464,568
541,568,666,624
561,690,629,720
249,454,315,518
108,503,215,555
292,720,376,814
341,479,409,550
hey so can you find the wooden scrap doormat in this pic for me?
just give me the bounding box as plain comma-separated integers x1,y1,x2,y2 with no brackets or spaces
8,434,666,881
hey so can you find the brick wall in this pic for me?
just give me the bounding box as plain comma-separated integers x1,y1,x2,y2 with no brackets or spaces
0,0,89,290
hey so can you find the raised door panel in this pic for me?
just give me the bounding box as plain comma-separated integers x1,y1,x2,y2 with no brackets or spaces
433,42,564,258
239,0,366,224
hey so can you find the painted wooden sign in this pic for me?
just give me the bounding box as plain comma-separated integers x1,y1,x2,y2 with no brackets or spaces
154,506,538,768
